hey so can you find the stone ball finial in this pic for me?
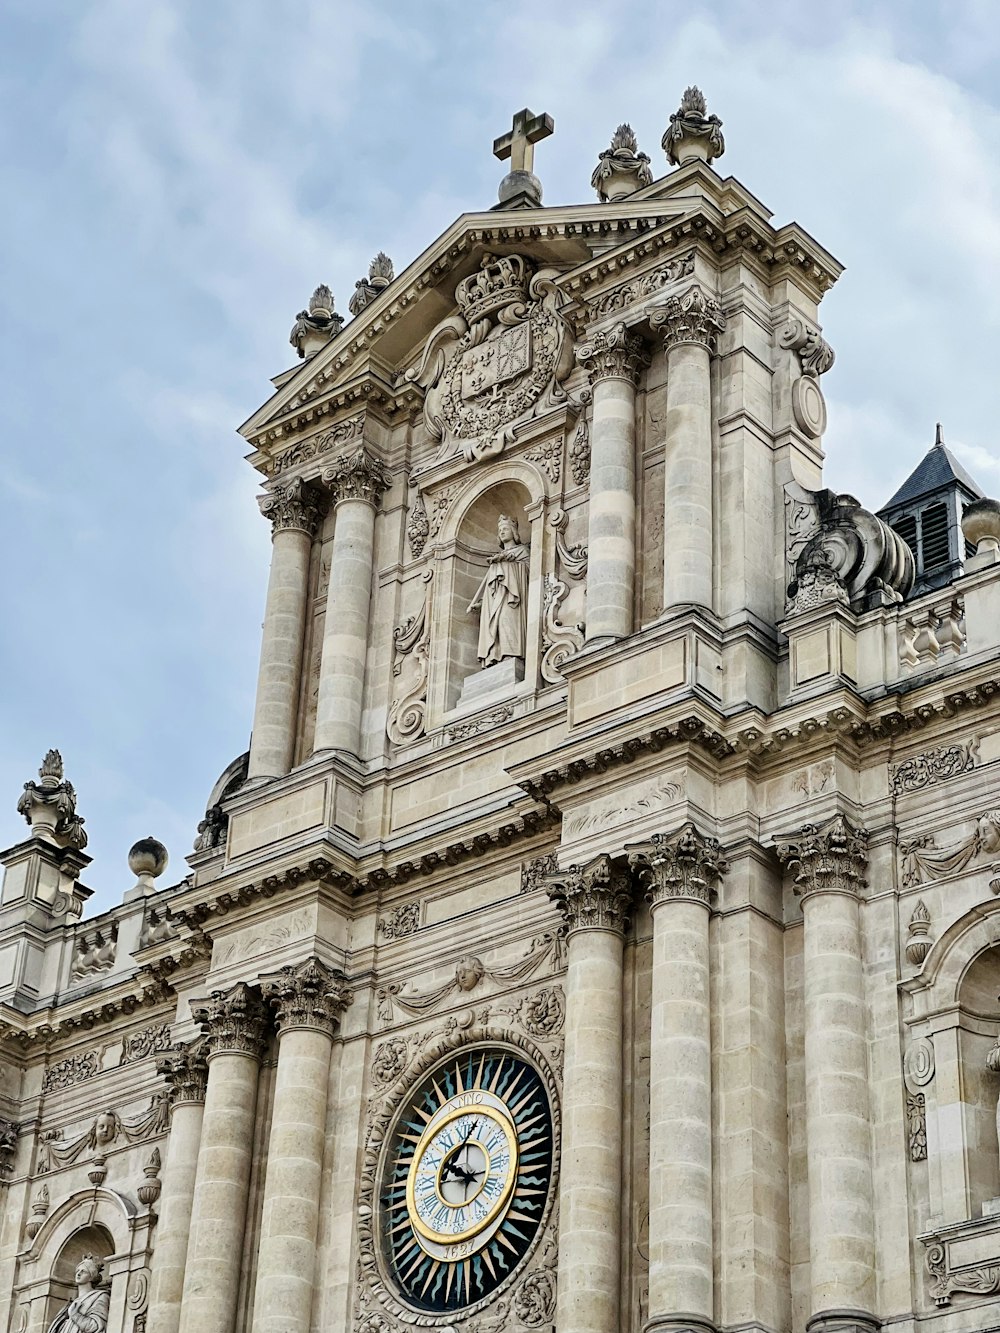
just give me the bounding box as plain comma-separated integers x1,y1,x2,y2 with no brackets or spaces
128,836,169,883
962,497,1000,557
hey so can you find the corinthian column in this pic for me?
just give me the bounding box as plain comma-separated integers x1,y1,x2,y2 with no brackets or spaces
178,984,269,1333
575,325,648,640
148,1044,209,1333
650,286,726,613
313,447,391,756
546,854,632,1333
776,815,877,1333
248,480,325,782
628,823,727,1333
252,959,352,1333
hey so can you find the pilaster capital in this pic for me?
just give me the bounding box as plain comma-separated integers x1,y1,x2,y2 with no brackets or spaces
545,853,633,936
775,813,869,899
322,446,392,508
258,477,325,537
575,323,649,386
261,956,353,1037
191,982,269,1061
650,284,726,353
156,1041,209,1106
627,821,727,908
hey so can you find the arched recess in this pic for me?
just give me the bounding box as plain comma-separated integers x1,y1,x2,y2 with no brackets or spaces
908,902,1000,1225
427,460,548,718
15,1188,152,1333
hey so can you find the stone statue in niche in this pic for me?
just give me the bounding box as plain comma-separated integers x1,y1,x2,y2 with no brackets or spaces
47,1256,109,1333
468,515,529,667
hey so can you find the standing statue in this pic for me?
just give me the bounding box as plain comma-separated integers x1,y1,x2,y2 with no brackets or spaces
47,1256,109,1333
468,515,530,667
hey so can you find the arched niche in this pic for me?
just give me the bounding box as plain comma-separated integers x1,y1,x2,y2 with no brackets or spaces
440,477,539,713
51,1222,115,1286
955,946,1000,1211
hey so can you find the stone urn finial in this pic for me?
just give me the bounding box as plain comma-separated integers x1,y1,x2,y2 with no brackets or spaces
289,284,344,359
962,497,1000,567
349,252,396,315
591,123,654,201
662,85,725,166
16,751,87,849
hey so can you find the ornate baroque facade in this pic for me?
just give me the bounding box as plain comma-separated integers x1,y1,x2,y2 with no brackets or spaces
4,89,1000,1333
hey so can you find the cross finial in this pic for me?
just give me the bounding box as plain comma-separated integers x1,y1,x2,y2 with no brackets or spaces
493,108,554,174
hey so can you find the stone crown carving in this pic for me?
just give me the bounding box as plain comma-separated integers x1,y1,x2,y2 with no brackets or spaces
650,284,726,352
456,253,530,325
191,982,269,1060
322,447,392,507
261,957,352,1036
544,853,633,936
156,1042,209,1106
591,123,654,202
775,813,869,899
17,750,88,850
575,323,649,385
258,477,325,536
662,85,725,165
627,821,728,906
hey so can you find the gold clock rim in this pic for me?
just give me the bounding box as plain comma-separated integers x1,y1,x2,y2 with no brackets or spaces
405,1102,519,1247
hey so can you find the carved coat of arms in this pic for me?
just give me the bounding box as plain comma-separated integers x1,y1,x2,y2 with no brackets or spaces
408,253,575,460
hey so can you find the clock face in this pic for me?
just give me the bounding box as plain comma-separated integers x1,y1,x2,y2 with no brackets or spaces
380,1047,554,1313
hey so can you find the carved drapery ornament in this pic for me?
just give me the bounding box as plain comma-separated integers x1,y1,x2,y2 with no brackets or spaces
650,284,726,352
17,750,88,850
261,956,352,1036
545,853,632,936
191,982,269,1060
156,1042,209,1107
323,447,392,508
575,322,649,385
258,477,325,537
775,813,869,898
627,821,728,907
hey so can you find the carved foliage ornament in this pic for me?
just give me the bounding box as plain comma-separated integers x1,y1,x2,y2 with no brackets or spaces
323,446,392,508
191,981,269,1060
588,250,695,319
775,813,869,898
258,477,325,536
779,317,835,379
265,414,363,479
575,322,649,385
649,284,726,353
157,1042,209,1106
540,573,584,684
261,956,352,1036
545,853,632,936
408,254,576,461
387,570,433,747
786,488,914,615
627,821,727,907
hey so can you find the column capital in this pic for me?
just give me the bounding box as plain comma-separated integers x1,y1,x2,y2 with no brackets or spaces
627,821,727,908
545,853,633,936
191,981,269,1061
575,322,650,386
322,446,392,508
261,956,353,1037
258,477,325,537
775,813,869,899
650,284,726,353
156,1041,209,1107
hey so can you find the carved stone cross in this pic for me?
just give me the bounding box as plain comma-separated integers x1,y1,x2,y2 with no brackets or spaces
493,108,554,175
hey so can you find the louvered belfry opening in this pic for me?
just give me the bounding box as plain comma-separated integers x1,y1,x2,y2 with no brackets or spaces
877,423,985,597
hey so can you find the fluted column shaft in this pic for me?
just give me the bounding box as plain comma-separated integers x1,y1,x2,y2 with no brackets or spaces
629,824,727,1333
651,287,726,613
148,1046,209,1333
777,816,877,1333
252,960,352,1333
547,856,632,1333
248,481,324,781
576,325,648,640
178,985,269,1333
314,448,390,755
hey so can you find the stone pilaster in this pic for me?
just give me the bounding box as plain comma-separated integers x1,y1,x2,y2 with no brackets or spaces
248,479,324,782
177,984,269,1333
148,1044,209,1333
575,325,649,641
650,286,726,614
776,815,877,1333
628,823,727,1333
546,854,632,1333
251,959,352,1333
313,447,391,756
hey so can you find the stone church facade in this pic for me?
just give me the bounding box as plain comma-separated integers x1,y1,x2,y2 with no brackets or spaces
3,89,1000,1333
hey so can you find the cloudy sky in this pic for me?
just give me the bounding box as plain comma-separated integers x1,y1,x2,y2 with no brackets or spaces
2,1,999,912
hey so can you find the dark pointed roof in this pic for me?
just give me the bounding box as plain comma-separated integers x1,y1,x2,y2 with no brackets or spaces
881,424,984,512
